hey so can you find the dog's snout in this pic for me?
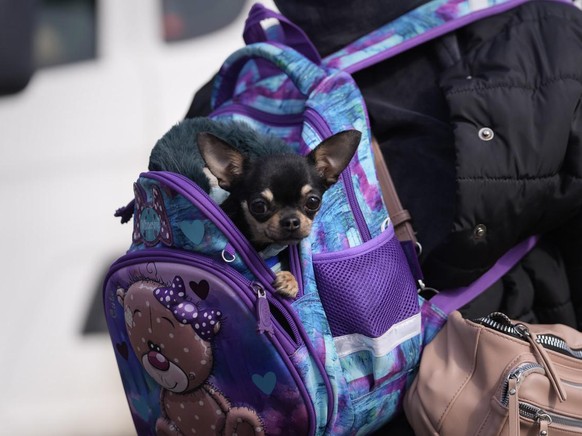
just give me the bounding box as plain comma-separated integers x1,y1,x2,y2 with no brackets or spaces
280,216,301,231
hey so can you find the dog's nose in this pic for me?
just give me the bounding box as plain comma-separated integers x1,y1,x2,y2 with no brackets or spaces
280,216,301,231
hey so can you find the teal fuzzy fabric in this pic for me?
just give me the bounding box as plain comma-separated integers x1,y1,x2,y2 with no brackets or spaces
148,117,292,193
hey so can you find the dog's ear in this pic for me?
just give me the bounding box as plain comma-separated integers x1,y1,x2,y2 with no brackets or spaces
308,130,361,187
197,132,245,190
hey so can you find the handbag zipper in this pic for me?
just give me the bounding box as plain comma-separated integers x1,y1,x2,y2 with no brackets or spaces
500,362,545,407
475,313,582,360
500,362,582,434
303,107,372,242
519,402,582,431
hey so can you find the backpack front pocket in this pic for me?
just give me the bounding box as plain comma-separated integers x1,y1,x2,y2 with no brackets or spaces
104,249,316,436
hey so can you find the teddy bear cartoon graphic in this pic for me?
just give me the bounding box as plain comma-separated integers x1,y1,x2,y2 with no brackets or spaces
117,275,265,436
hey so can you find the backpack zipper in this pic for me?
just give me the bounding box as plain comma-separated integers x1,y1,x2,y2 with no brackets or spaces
144,170,305,297
139,172,335,428
108,248,301,351
145,171,277,287
303,107,372,242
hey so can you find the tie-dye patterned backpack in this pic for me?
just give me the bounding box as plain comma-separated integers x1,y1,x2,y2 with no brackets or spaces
103,1,535,434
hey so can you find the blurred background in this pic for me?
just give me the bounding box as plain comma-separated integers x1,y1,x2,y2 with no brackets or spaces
3,1,582,435
0,0,275,434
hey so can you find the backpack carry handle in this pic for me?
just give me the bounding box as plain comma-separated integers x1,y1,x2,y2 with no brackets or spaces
243,3,321,65
212,42,327,109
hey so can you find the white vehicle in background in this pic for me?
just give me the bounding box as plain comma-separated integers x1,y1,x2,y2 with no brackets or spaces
0,0,274,434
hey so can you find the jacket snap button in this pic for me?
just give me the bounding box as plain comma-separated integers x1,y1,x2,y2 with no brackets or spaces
473,224,487,239
478,127,494,141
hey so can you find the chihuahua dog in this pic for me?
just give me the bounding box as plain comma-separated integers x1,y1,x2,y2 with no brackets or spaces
197,129,361,298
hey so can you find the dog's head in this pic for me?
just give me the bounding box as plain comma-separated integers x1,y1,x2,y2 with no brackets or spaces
198,130,361,246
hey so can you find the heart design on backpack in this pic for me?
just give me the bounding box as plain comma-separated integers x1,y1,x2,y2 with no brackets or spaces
252,371,277,395
179,220,205,245
189,279,210,300
116,341,129,360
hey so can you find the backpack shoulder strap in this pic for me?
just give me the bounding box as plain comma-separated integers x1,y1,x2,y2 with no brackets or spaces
323,0,570,73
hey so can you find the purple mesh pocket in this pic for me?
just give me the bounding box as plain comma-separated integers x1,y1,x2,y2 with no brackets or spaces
312,227,419,338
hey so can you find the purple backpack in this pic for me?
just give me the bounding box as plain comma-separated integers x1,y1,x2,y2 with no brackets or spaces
103,1,541,434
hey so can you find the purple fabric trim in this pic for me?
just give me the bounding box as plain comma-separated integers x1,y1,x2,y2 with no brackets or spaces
267,324,318,436
336,0,572,74
430,235,540,314
341,168,373,242
243,3,321,65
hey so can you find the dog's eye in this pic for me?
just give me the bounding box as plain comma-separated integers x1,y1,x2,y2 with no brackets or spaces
305,195,321,212
250,199,269,215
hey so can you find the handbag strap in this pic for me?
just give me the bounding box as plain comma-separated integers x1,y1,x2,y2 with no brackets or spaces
371,137,417,246
372,137,426,283
430,235,540,314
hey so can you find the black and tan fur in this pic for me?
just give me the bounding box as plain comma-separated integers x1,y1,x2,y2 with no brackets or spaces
198,129,361,298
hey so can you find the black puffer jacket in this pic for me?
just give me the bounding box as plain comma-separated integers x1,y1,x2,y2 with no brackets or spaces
275,0,582,329
187,2,582,329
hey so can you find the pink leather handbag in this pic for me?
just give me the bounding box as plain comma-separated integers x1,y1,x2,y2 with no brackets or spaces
404,311,582,436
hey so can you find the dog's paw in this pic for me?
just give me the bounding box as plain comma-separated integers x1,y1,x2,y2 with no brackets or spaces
273,271,298,299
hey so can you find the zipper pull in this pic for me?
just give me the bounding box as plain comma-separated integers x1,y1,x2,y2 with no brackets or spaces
515,323,567,402
114,199,135,223
507,377,520,436
536,410,552,436
221,244,237,263
254,283,274,336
